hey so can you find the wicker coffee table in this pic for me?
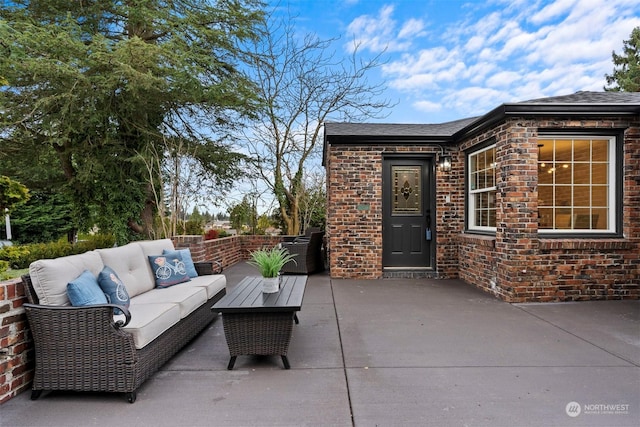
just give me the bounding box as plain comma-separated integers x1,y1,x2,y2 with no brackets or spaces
212,275,307,370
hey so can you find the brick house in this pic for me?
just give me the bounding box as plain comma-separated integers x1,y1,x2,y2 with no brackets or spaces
323,91,640,302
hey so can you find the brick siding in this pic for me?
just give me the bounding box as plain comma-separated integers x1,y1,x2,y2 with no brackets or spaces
0,278,32,404
326,116,640,302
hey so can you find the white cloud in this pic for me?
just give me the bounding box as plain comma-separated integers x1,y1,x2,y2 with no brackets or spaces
530,0,578,24
486,71,522,88
345,4,425,53
398,18,426,39
413,100,442,113
346,0,640,122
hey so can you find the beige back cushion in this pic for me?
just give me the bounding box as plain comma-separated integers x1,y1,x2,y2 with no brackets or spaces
29,251,104,306
97,243,155,298
136,239,175,285
136,239,175,257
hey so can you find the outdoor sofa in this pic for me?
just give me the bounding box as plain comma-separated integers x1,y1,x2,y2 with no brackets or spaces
21,239,226,403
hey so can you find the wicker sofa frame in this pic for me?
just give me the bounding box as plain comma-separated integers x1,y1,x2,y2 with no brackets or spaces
21,262,224,404
281,231,325,274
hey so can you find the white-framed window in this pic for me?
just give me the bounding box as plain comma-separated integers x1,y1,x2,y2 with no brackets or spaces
538,136,616,233
468,145,496,232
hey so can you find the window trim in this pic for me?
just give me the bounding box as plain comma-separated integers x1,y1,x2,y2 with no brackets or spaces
537,130,624,238
466,141,497,234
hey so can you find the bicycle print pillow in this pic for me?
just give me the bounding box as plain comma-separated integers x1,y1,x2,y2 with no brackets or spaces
148,254,191,288
97,265,131,315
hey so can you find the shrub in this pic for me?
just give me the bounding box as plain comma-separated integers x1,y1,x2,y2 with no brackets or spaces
204,229,219,240
184,219,204,235
0,245,31,269
0,234,116,269
0,260,8,274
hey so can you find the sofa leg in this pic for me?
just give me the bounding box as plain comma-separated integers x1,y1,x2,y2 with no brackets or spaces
126,391,137,404
30,390,43,400
281,355,290,369
227,356,237,370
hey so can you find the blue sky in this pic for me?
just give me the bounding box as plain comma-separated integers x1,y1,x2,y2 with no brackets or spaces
273,0,640,124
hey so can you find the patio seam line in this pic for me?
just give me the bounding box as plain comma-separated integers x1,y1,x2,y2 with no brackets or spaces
512,304,640,367
330,277,356,427
341,365,638,369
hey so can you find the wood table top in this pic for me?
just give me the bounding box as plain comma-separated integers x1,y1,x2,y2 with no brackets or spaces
212,275,307,314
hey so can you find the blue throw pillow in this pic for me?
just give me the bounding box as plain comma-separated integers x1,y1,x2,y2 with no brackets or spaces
97,266,131,315
67,270,108,307
163,248,198,278
148,254,191,288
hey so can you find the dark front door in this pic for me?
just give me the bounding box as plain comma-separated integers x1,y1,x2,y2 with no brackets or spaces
382,157,433,269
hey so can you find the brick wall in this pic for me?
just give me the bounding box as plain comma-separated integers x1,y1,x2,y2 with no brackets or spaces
326,116,639,302
457,116,640,302
326,145,459,279
0,234,286,404
326,146,383,278
0,278,32,404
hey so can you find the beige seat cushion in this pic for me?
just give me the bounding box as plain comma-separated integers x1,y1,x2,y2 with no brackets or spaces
97,243,154,298
181,274,226,299
120,303,181,349
130,285,207,318
29,251,104,306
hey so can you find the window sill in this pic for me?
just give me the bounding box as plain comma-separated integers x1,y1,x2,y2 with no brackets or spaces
538,238,633,251
459,233,496,248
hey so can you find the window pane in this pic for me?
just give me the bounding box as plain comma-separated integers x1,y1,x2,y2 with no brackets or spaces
538,140,553,162
574,163,590,184
555,139,572,161
592,140,609,161
539,208,552,228
488,209,496,227
392,166,422,215
592,208,607,229
592,163,608,184
539,186,552,206
573,186,590,207
485,169,495,187
536,136,614,232
555,164,572,183
592,186,608,206
555,212,572,229
573,139,590,161
468,146,497,230
573,210,591,229
556,185,572,206
539,166,552,184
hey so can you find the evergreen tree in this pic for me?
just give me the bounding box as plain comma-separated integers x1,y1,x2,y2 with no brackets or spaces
1,0,265,242
605,27,640,92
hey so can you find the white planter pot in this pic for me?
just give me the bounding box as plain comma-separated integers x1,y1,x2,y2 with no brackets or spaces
262,277,280,293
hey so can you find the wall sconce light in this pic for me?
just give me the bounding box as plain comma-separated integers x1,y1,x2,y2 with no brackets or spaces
438,146,452,172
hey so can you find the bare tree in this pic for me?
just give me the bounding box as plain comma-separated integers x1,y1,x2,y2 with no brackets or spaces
241,14,392,235
299,171,326,233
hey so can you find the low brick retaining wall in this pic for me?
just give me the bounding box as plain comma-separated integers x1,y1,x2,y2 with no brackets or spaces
0,234,285,404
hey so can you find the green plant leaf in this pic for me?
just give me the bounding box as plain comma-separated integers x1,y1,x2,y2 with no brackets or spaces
247,246,297,278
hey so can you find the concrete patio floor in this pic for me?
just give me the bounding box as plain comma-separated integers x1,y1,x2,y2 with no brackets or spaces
1,262,638,427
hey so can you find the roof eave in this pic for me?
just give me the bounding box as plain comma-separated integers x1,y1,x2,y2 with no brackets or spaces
325,134,455,144
454,103,640,141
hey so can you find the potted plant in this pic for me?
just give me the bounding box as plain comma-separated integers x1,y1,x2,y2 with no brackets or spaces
247,246,297,293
